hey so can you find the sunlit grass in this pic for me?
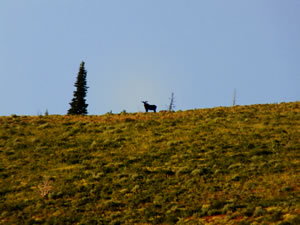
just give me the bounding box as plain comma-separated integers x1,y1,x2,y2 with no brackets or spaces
0,102,299,224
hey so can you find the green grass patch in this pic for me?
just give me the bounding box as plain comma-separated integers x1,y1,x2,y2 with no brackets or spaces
0,102,299,224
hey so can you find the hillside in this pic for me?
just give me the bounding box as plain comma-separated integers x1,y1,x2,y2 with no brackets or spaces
0,102,299,225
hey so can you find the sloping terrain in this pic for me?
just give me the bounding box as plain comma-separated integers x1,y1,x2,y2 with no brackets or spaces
0,102,299,224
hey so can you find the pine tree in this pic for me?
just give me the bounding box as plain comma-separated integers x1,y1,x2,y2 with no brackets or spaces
68,61,88,115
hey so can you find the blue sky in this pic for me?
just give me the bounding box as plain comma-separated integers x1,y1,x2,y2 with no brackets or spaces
1,0,299,115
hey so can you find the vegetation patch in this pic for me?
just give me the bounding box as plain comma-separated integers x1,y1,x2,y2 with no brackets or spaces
0,102,299,224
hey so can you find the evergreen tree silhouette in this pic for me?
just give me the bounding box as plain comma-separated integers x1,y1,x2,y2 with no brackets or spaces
68,61,88,115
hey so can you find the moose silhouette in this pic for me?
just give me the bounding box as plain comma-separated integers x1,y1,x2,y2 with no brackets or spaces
142,101,157,113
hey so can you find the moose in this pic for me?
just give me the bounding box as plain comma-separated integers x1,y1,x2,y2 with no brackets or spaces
142,101,157,113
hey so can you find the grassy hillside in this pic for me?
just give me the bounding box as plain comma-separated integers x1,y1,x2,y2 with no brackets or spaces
0,102,299,225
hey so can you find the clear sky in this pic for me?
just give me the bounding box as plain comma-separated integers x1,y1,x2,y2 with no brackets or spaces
1,0,299,115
